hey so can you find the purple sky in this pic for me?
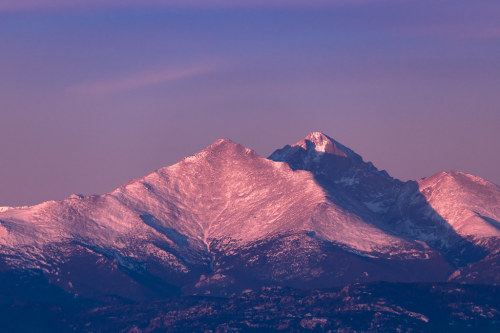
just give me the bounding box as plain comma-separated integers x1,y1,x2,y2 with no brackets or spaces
1,0,499,206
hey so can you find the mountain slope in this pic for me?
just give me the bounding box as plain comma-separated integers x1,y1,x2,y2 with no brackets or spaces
417,171,500,241
0,132,498,301
270,132,499,269
415,171,500,284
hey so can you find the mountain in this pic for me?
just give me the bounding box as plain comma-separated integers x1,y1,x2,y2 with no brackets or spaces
270,132,500,269
1,132,500,331
417,171,500,284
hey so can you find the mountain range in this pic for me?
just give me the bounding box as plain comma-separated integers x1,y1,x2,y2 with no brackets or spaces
1,132,499,331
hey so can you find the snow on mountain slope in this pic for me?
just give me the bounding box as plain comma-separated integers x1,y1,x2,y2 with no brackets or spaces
0,138,425,260
385,170,500,268
413,171,500,285
269,132,500,269
269,132,401,218
122,139,429,254
115,138,326,244
417,171,500,241
0,132,497,298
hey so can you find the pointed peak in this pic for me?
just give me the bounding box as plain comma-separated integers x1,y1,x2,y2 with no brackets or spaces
305,131,329,141
205,137,243,152
293,131,353,157
180,137,257,164
199,137,240,153
420,170,493,189
211,137,236,146
301,132,336,153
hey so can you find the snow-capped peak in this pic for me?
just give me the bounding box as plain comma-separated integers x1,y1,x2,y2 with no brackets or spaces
292,131,346,156
419,170,495,191
288,132,362,161
211,137,234,146
180,138,257,164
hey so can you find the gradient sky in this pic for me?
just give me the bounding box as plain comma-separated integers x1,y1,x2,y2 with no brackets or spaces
1,0,499,206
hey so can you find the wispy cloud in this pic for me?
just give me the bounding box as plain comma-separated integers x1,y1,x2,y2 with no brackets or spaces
69,64,215,95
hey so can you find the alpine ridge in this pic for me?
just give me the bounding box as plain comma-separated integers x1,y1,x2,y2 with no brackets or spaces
1,132,499,302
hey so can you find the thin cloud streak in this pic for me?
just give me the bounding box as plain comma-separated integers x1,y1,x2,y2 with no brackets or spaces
69,64,215,95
